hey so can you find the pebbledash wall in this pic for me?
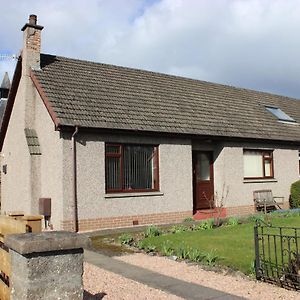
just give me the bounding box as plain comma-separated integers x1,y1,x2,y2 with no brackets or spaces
60,132,297,231
1,75,32,215
211,141,298,215
2,78,297,231
61,133,194,231
1,74,64,230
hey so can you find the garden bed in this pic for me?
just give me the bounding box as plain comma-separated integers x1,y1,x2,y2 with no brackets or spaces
91,210,300,276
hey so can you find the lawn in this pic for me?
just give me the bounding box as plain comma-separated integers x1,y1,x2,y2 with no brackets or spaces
140,215,300,275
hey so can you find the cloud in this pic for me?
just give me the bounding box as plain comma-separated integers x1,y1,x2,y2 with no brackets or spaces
1,0,300,98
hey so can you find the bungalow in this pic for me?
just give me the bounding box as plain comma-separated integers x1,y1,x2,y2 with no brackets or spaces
1,15,300,231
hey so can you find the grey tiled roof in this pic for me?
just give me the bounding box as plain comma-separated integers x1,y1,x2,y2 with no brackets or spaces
0,98,7,127
1,72,10,89
33,54,300,142
24,128,41,155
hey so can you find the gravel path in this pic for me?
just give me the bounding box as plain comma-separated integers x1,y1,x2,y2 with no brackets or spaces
83,252,300,299
115,253,300,300
83,262,183,300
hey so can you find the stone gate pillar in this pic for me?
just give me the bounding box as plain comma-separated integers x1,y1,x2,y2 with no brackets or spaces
5,231,90,300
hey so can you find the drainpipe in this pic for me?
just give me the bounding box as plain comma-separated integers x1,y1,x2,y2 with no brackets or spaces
72,126,79,232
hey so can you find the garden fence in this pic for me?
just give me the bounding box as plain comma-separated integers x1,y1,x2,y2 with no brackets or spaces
254,221,300,290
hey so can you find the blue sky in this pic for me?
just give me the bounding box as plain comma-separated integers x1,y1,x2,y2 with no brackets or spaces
1,0,300,99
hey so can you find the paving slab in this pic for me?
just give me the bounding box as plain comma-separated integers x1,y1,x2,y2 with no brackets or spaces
84,250,245,300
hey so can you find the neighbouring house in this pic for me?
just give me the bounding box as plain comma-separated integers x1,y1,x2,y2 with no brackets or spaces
1,15,300,232
0,72,10,208
0,72,10,127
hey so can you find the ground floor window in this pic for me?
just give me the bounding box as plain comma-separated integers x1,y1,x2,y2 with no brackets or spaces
243,149,274,179
105,143,159,193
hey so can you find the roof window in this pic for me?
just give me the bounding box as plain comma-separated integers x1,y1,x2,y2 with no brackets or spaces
265,106,296,123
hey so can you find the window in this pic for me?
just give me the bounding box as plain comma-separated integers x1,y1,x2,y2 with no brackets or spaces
265,106,296,123
243,150,274,179
105,144,159,193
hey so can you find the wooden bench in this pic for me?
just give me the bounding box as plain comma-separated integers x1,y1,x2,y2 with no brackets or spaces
253,190,284,214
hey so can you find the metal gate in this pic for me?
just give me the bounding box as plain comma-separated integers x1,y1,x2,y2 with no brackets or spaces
254,221,300,290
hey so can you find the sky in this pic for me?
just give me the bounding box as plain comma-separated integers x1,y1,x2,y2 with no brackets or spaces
1,0,300,99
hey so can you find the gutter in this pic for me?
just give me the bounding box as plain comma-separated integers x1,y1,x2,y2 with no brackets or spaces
72,126,79,232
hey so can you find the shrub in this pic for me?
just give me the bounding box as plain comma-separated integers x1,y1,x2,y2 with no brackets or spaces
188,249,206,262
170,225,188,234
226,217,239,226
203,250,222,266
144,225,161,238
183,217,195,222
136,240,146,250
175,243,192,260
119,233,134,245
290,180,300,208
144,244,157,253
136,240,157,252
195,219,214,230
161,241,174,256
247,214,265,223
249,260,256,277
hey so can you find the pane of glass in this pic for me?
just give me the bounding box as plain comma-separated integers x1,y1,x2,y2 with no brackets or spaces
197,153,210,180
244,151,263,177
265,106,295,122
264,160,271,177
105,157,121,190
123,145,154,190
106,145,120,154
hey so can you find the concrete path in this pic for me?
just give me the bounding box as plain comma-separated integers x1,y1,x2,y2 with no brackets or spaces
84,250,245,300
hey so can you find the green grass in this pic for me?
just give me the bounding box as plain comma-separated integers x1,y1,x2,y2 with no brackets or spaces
141,216,300,275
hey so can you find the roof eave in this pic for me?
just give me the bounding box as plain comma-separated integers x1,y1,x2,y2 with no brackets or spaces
57,124,300,146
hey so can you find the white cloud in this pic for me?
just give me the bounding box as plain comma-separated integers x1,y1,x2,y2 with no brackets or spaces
1,0,300,98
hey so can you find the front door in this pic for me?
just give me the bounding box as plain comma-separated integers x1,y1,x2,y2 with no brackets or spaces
193,151,214,210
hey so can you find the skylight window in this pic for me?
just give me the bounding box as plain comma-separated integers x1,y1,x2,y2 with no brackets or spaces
265,106,296,123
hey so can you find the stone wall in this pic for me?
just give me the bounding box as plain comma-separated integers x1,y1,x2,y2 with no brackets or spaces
5,231,89,300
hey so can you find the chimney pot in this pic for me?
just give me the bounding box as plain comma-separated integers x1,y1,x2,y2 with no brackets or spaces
29,14,37,25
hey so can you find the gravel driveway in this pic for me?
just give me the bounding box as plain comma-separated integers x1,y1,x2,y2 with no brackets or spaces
83,252,300,299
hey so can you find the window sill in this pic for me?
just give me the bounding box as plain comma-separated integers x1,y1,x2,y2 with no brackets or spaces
105,191,164,199
243,178,278,184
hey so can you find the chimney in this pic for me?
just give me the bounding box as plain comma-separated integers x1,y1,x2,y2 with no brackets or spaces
21,14,44,74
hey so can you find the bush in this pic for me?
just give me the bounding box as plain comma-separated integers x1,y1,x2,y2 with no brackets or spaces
188,249,206,262
204,250,222,266
226,217,239,226
144,225,161,238
136,240,146,250
195,219,214,230
144,244,157,253
175,243,191,259
247,214,265,223
119,234,134,245
136,240,157,252
170,225,188,234
290,180,300,208
183,217,194,222
161,241,174,256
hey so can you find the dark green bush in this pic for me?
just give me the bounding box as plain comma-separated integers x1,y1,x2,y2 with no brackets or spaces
290,180,300,208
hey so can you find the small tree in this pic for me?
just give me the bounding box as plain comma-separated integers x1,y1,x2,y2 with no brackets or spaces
213,184,229,227
290,180,300,208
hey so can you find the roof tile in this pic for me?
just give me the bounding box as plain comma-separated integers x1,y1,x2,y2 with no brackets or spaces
33,54,300,142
